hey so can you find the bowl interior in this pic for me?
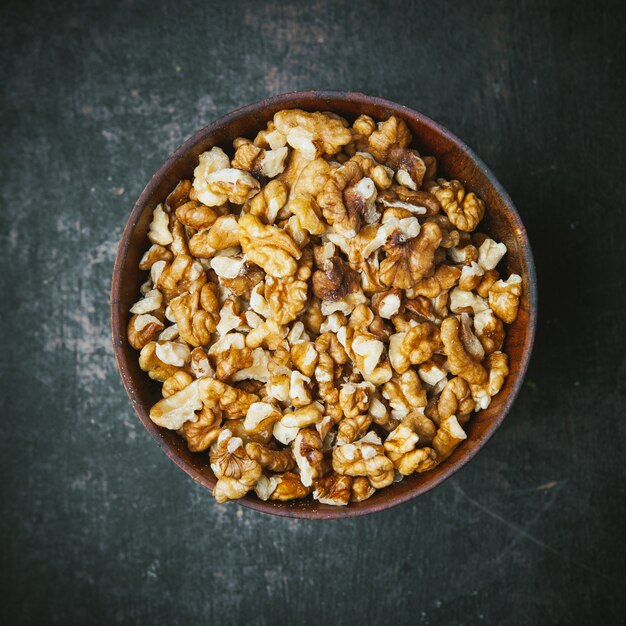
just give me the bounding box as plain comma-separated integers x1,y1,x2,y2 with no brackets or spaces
111,92,536,519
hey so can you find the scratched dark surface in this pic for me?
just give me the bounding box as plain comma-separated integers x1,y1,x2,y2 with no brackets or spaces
1,0,625,624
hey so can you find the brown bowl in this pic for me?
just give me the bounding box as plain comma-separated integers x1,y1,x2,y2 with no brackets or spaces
111,91,537,519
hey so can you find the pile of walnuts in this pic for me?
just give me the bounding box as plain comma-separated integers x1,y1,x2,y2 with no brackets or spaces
127,109,522,506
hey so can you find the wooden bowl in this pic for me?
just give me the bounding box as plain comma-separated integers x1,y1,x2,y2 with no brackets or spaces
111,91,537,519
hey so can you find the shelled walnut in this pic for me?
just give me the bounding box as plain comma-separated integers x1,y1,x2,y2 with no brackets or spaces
127,109,521,506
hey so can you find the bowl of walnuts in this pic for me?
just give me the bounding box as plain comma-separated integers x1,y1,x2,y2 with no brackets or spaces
111,91,536,518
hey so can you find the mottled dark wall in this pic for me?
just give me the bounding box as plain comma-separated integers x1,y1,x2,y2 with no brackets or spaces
1,0,624,624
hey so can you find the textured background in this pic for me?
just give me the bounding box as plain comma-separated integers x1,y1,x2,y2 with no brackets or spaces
1,0,625,624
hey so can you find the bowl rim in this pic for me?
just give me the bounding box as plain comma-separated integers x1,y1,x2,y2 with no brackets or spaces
111,90,537,519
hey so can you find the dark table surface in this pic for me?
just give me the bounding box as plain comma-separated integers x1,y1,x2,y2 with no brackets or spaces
1,0,625,624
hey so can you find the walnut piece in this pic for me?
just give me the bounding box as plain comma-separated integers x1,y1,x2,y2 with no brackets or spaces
371,289,402,319
378,185,440,216
162,371,193,398
247,179,289,224
432,416,467,461
313,472,353,506
427,178,485,232
388,322,442,374
473,308,505,354
139,243,173,271
382,370,427,420
332,432,394,489
312,255,360,302
318,160,380,237
148,204,173,246
281,402,324,429
384,421,437,475
470,351,510,410
210,429,262,502
165,179,192,210
232,141,289,179
265,276,308,324
489,274,522,323
149,379,203,430
337,413,373,445
476,269,500,298
189,215,240,259
193,147,260,206
350,476,376,502
292,428,324,487
339,382,373,419
440,316,487,385
379,221,442,289
458,261,484,291
157,254,207,302
239,213,301,278
175,200,218,231
291,341,318,378
199,377,259,420
245,442,295,472
139,341,186,382
243,401,281,439
478,238,507,271
410,264,460,298
128,314,164,350
340,326,393,385
169,285,219,347
273,109,352,158
366,116,412,163
256,472,311,501
438,376,474,425
182,404,222,451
